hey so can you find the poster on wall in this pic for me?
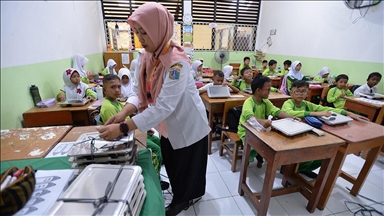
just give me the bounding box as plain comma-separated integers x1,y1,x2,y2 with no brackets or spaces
183,25,194,59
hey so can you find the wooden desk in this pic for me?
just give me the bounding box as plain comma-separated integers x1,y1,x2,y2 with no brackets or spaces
87,83,97,87
23,103,93,127
317,120,384,209
200,93,249,154
238,123,344,215
306,83,328,102
344,97,384,124
0,126,72,161
202,73,213,78
266,92,291,108
267,76,282,88
61,126,147,151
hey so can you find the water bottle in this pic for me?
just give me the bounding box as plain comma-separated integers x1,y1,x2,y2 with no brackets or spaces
30,85,42,107
277,65,281,73
96,85,103,100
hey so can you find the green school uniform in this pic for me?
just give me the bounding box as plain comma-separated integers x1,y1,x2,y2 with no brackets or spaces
56,89,96,101
280,69,289,76
100,98,162,176
270,87,278,92
231,79,252,91
327,87,353,109
81,77,90,84
101,68,109,76
238,97,281,162
239,63,250,73
281,99,347,172
281,99,347,118
262,68,278,77
314,76,327,82
286,76,311,95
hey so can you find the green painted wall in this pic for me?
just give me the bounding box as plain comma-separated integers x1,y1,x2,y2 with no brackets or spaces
0,53,104,129
192,51,255,69
264,54,384,93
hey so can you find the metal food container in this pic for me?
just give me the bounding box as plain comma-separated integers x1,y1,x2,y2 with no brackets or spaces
45,164,145,216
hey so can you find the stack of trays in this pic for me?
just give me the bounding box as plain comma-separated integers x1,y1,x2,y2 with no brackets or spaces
45,164,146,216
67,132,137,170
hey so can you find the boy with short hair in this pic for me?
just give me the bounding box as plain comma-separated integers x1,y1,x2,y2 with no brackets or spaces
281,60,291,75
354,72,382,96
239,56,251,72
231,66,253,91
199,71,239,94
262,59,278,76
282,80,368,178
261,60,268,71
327,74,353,109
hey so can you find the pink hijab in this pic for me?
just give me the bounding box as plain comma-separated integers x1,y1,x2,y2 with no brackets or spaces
127,2,190,137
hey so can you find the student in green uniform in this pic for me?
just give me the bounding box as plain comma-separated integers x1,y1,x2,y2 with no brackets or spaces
231,66,253,91
261,60,268,72
282,80,369,178
281,60,291,76
262,59,278,76
199,71,239,94
237,74,298,167
314,67,330,83
282,60,311,95
327,74,354,109
238,56,250,73
56,68,96,102
102,59,117,76
100,74,163,177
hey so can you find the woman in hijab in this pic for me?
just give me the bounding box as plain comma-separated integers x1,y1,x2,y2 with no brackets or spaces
102,59,117,76
72,53,91,83
222,65,233,81
97,3,210,216
280,60,311,95
190,60,203,80
314,67,330,83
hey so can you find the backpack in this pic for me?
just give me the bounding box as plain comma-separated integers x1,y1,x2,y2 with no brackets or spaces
215,105,243,134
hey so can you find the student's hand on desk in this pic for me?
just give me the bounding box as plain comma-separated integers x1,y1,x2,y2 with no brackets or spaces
97,124,122,141
86,96,95,102
317,111,332,117
347,112,370,121
104,112,126,125
259,119,272,128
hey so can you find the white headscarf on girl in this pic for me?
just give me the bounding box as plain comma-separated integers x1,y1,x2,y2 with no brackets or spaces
61,68,89,100
287,60,304,80
105,59,117,75
72,54,88,77
118,68,133,98
316,67,330,77
190,60,202,77
222,65,233,80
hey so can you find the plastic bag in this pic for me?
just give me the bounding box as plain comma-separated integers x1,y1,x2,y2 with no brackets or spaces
247,115,273,132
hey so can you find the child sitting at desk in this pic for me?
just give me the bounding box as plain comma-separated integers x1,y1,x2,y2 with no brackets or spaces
262,59,278,76
100,74,163,177
327,74,353,109
261,60,268,72
102,59,117,76
281,80,368,178
117,68,133,98
190,60,203,81
238,74,298,167
280,60,311,95
281,60,291,76
56,68,96,102
231,66,253,91
199,71,239,94
354,72,382,96
239,57,251,72
73,53,92,84
314,67,330,83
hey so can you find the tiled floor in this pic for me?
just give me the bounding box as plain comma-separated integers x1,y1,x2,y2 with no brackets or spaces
160,141,384,216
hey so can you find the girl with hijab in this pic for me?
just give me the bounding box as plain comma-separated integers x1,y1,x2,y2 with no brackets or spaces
190,60,203,80
97,3,210,216
222,65,233,81
118,68,133,98
56,68,96,102
280,60,311,95
72,53,91,83
102,59,117,76
314,67,330,83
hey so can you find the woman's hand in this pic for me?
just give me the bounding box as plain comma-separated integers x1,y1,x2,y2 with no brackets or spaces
104,112,127,125
97,124,122,141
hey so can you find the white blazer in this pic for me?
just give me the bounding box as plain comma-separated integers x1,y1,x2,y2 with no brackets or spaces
130,60,211,149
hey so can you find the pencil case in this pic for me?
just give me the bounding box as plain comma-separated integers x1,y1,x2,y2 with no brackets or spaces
0,166,36,216
303,116,323,128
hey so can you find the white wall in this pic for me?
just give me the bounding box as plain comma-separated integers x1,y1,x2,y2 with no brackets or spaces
0,1,106,68
256,1,383,63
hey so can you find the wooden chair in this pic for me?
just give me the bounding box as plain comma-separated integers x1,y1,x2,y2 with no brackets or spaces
229,63,241,75
219,100,245,172
319,87,330,106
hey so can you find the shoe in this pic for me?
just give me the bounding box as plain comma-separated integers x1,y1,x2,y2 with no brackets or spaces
299,171,318,179
256,154,264,168
160,181,170,191
165,201,190,216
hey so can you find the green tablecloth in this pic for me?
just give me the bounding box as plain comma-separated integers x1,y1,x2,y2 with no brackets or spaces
0,149,165,216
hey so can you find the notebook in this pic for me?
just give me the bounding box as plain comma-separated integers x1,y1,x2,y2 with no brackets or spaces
272,118,314,136
58,99,90,107
318,112,353,125
359,93,384,99
207,86,231,98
